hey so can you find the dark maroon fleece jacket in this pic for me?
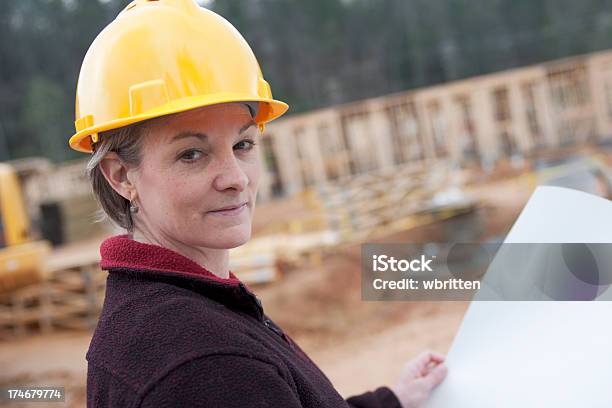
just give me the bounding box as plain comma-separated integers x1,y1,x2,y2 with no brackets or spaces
86,234,402,408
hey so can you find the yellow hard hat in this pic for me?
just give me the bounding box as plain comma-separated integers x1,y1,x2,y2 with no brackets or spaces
69,0,289,153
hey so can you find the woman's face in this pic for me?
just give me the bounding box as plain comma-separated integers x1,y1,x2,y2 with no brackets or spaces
130,103,261,249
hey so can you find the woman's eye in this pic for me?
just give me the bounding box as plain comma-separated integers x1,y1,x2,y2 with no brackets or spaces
179,149,203,161
234,139,256,151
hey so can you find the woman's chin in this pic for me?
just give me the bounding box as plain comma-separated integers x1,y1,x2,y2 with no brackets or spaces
200,229,252,249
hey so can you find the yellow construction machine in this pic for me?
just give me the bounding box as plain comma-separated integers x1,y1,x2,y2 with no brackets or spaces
0,162,51,294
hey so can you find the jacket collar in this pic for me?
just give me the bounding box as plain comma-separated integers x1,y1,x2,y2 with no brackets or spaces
99,234,264,320
100,234,241,284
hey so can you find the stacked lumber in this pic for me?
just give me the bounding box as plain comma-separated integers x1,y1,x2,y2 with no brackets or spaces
0,248,105,340
315,162,477,242
230,252,278,285
0,285,48,339
42,262,106,331
229,230,340,278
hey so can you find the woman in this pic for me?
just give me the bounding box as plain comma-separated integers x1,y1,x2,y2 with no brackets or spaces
71,1,448,407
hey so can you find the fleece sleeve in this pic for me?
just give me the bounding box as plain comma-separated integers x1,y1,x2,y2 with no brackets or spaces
138,354,303,408
345,386,403,408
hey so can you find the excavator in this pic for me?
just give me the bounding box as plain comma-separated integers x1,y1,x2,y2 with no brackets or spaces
0,162,51,294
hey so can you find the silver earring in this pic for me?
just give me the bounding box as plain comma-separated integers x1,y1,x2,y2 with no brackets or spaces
129,201,139,214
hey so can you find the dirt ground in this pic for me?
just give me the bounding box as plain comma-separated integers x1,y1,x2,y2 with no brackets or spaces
0,169,533,406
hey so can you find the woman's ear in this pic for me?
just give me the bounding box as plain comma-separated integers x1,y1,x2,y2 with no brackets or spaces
99,152,137,201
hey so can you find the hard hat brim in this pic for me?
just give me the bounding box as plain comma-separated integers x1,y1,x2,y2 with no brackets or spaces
69,93,289,153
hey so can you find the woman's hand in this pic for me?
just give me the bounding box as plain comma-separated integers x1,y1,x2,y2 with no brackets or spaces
391,351,448,408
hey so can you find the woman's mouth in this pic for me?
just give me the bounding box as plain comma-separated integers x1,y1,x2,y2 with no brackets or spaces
208,202,247,216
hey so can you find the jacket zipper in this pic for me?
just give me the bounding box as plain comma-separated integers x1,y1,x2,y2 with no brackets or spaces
238,283,291,345
263,318,284,336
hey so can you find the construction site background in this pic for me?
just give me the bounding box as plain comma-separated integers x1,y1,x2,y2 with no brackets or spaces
3,1,612,407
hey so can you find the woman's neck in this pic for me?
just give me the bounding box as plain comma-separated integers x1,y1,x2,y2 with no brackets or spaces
129,228,231,279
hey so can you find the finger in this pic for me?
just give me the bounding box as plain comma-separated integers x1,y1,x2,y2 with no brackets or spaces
429,352,446,363
414,351,446,375
417,351,445,363
411,352,433,374
422,363,448,391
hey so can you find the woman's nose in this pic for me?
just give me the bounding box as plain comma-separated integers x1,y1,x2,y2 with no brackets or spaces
211,154,249,192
